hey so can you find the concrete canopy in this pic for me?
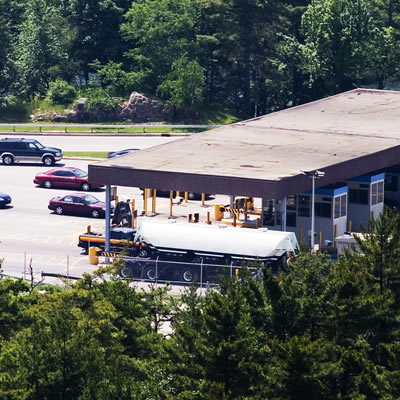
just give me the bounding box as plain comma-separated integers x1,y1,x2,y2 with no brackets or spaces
89,89,400,199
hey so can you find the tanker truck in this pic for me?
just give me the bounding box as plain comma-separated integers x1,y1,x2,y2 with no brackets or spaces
119,219,298,284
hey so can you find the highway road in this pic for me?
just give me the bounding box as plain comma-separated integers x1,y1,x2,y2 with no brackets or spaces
0,134,231,287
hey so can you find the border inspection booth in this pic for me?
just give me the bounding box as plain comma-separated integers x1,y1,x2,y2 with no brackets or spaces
261,183,348,248
346,173,385,232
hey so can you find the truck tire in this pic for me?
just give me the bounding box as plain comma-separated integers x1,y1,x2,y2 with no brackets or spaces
120,265,134,279
180,267,198,283
144,265,158,281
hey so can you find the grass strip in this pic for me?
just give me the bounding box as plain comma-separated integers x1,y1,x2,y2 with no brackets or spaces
63,151,108,159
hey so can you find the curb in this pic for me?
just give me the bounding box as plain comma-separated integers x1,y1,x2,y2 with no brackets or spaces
0,131,192,137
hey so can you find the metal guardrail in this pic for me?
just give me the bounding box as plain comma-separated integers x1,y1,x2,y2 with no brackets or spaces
0,123,224,134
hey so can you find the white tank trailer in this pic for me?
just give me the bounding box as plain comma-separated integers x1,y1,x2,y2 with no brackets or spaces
120,219,299,283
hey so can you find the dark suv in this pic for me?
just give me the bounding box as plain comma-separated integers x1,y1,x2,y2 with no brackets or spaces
0,138,62,166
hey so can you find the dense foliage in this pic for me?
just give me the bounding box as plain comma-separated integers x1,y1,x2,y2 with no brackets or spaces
1,210,400,398
1,0,400,118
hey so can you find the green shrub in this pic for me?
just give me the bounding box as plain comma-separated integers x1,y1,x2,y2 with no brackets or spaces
46,79,77,105
85,88,122,113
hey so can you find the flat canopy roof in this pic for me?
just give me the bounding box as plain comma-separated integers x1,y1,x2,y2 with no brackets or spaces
89,88,400,199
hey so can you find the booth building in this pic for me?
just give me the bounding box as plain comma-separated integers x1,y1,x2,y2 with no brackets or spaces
88,89,400,248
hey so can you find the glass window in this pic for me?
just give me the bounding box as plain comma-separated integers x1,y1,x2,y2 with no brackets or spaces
13,142,27,149
286,195,296,211
275,200,282,226
315,202,331,218
72,169,87,178
63,171,75,177
298,195,310,217
263,200,274,226
334,194,347,218
341,194,347,217
371,181,384,205
385,174,398,192
287,212,296,227
349,188,369,204
63,196,73,203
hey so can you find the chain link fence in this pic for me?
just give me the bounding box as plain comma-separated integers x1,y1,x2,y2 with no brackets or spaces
118,256,263,287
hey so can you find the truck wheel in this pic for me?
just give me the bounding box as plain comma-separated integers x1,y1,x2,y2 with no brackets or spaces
120,266,133,279
181,267,198,283
3,155,14,165
144,265,158,281
43,155,54,166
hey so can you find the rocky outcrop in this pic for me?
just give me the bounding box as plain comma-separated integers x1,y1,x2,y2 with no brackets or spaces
32,92,173,123
120,92,171,122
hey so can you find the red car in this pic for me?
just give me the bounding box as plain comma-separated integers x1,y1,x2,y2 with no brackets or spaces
48,193,111,218
34,167,103,191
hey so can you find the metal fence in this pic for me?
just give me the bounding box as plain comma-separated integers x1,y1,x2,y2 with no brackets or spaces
0,123,224,134
118,256,260,287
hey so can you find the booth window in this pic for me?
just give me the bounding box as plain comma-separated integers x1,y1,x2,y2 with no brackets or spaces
385,174,398,192
262,200,275,226
334,193,347,218
349,188,369,204
371,181,384,205
298,195,310,217
315,202,332,218
286,195,296,227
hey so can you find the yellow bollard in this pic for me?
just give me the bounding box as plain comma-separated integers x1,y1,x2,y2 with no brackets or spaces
184,192,188,202
348,219,352,232
143,188,148,216
206,211,211,224
214,204,224,221
299,227,303,243
170,190,173,217
318,232,322,252
88,247,99,265
152,189,156,213
201,193,205,206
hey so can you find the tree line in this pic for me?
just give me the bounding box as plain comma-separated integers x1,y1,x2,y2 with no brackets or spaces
1,209,400,398
1,0,400,118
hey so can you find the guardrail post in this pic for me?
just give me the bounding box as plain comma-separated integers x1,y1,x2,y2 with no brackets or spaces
39,126,42,133
13,125,15,132
65,126,67,133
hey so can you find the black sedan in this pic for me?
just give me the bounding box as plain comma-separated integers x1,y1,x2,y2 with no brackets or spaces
0,192,11,207
48,193,112,218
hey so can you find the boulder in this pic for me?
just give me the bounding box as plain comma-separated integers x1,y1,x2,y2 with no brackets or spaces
120,92,172,122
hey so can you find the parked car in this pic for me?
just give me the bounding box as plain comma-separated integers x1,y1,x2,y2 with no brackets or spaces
0,137,62,165
0,191,11,207
34,167,103,191
107,148,139,158
48,193,112,218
